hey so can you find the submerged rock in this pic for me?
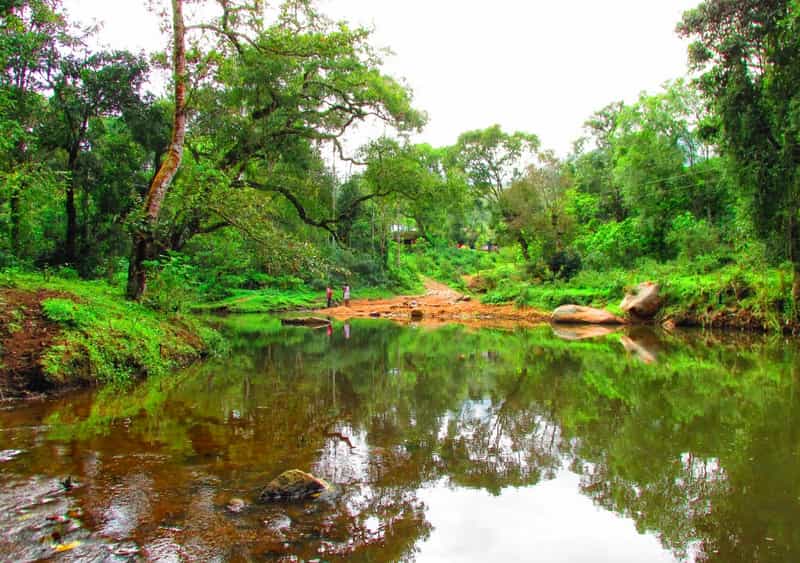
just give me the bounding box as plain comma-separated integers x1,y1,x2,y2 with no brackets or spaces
258,470,331,502
551,305,624,325
620,282,661,319
410,309,424,320
280,317,331,328
226,497,247,513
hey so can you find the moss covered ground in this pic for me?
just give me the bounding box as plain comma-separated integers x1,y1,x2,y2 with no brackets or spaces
0,271,225,397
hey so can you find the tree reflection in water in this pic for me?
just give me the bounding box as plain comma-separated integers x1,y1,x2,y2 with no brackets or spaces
0,319,798,561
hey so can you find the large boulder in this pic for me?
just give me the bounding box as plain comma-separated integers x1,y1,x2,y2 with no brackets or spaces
258,469,331,502
620,282,661,319
551,305,624,325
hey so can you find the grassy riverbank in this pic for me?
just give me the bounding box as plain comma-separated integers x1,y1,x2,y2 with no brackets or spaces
472,258,792,332
191,286,405,314
0,271,224,398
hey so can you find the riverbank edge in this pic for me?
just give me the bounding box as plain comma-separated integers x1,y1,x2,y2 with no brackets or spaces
0,274,224,400
192,274,794,334
479,274,797,334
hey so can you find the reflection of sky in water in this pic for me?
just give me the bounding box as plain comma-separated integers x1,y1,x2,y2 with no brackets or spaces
418,471,677,563
101,473,152,538
314,425,370,485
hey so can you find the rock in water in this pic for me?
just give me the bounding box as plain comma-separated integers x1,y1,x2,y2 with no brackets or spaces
258,470,330,502
226,497,247,513
620,282,661,319
410,309,424,320
551,305,624,325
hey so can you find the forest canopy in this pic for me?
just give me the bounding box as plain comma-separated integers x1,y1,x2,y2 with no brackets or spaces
1,0,798,325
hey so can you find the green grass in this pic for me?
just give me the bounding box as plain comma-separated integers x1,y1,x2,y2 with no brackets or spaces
192,287,324,313
402,244,503,291
192,284,416,314
478,258,791,331
2,271,224,386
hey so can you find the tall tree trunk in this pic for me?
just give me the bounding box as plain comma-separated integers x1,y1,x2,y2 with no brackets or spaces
65,183,77,263
127,0,187,300
791,214,800,322
518,235,530,261
65,145,80,265
9,183,21,257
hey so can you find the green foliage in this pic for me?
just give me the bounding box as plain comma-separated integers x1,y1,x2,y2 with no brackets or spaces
574,218,648,269
665,212,720,259
453,124,540,206
0,0,796,335
142,254,200,312
678,0,800,304
41,298,95,327
404,244,500,290
6,271,220,385
478,253,791,330
194,287,322,314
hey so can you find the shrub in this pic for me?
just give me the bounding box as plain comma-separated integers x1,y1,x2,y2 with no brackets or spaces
42,298,96,327
574,218,648,270
666,212,720,260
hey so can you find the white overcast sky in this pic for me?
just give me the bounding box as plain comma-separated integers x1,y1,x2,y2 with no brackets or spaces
61,0,699,156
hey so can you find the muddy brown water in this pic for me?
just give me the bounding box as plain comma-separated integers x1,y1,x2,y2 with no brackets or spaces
1,317,799,562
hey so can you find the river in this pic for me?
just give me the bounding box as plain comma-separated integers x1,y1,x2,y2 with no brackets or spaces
1,317,798,561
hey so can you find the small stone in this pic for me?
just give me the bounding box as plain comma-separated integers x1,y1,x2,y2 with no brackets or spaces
226,497,246,513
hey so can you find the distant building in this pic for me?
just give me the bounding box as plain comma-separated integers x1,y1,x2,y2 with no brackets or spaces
390,224,420,245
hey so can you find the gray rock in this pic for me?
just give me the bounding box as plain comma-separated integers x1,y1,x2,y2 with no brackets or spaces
620,282,661,319
551,305,624,325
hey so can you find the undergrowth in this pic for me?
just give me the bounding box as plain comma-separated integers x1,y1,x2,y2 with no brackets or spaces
4,272,224,386
477,257,791,330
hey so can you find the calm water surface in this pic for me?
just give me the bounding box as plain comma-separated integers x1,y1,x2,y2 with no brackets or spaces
1,318,799,562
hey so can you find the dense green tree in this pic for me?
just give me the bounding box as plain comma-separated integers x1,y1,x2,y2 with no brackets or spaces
568,82,733,268
361,139,468,245
452,124,540,207
128,0,187,299
500,152,573,265
0,0,66,261
121,0,425,294
571,101,627,222
678,0,800,308
45,49,148,266
202,2,425,234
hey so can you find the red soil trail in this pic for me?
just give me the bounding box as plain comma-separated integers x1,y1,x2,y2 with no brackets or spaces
317,278,548,329
0,288,69,399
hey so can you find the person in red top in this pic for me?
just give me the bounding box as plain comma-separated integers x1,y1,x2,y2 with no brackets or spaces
325,286,333,308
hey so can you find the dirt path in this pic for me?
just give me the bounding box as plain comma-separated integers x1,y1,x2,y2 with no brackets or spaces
317,278,549,328
0,288,68,399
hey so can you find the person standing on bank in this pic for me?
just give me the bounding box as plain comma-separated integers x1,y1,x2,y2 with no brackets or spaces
343,284,351,307
325,285,333,308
